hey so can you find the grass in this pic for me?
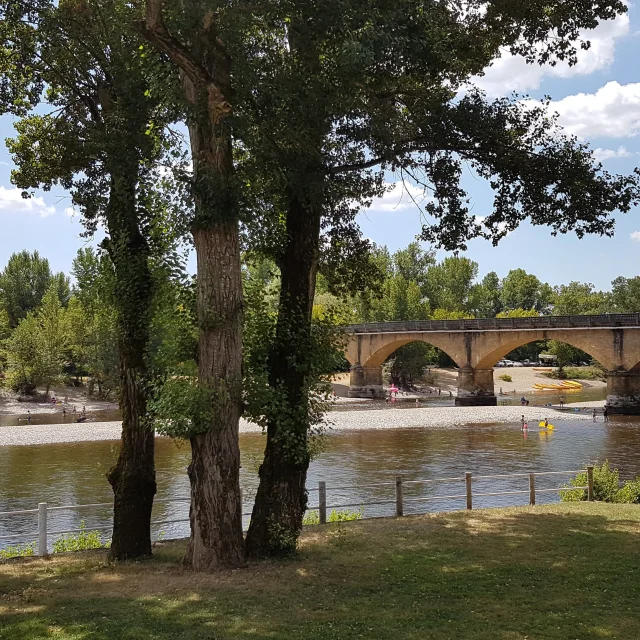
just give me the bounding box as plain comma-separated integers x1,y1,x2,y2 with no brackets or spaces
1,503,639,639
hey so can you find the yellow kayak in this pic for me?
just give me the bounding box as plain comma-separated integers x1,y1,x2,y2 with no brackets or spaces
538,421,555,430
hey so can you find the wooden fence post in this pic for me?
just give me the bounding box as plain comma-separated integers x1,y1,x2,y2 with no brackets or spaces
395,476,403,517
587,466,594,502
319,481,327,524
38,502,47,557
465,473,473,510
529,473,536,506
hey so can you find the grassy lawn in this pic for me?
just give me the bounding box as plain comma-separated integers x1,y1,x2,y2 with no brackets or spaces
1,503,639,639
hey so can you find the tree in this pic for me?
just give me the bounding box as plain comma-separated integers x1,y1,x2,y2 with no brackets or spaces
0,0,181,559
500,269,552,314
475,272,503,318
392,243,435,295
425,257,479,314
5,284,69,395
241,0,637,557
0,251,68,327
546,340,585,372
496,309,539,319
610,277,640,313
552,282,610,316
140,0,246,569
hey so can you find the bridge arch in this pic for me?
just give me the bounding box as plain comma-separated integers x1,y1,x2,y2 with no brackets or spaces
472,329,618,371
357,335,466,369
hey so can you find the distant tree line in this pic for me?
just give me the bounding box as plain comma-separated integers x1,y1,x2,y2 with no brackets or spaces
310,242,640,385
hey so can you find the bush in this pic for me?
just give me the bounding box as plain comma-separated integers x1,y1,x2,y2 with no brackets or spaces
52,521,110,553
561,461,620,502
561,461,640,504
498,374,512,382
541,366,606,381
615,479,640,504
0,542,36,560
303,508,363,525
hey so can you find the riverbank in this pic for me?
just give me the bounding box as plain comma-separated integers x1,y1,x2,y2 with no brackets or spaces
332,366,606,397
0,385,117,416
2,502,638,639
0,401,606,446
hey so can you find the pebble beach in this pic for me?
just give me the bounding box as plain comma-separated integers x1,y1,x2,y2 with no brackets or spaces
0,401,606,447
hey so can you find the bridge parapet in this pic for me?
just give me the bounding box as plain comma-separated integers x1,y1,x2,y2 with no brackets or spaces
344,313,640,335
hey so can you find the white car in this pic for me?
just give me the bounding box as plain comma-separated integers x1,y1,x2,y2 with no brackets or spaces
511,362,524,367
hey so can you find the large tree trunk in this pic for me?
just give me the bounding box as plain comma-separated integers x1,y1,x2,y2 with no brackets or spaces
182,77,245,571
106,166,156,560
245,197,321,558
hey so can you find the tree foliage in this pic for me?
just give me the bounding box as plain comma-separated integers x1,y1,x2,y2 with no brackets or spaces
5,284,68,394
0,250,69,328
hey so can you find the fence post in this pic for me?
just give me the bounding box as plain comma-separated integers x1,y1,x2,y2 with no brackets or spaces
587,466,594,502
38,502,47,557
529,473,536,506
465,473,473,510
395,476,403,517
319,481,327,524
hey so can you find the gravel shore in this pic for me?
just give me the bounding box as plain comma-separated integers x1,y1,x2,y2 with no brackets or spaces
0,401,606,446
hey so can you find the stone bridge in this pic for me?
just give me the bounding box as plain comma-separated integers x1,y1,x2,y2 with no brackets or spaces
343,314,640,414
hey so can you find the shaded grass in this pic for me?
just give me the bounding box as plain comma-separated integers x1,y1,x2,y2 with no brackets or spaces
1,503,639,639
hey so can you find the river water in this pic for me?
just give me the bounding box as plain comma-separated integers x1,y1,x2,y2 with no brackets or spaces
2,410,640,549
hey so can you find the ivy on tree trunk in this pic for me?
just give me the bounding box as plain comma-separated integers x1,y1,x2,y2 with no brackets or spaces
105,165,156,560
245,198,321,557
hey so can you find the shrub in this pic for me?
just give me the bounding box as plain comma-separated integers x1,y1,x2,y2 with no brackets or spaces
0,542,36,560
561,461,620,502
541,366,606,381
561,461,640,504
498,374,512,382
303,508,363,525
615,479,640,504
52,521,109,553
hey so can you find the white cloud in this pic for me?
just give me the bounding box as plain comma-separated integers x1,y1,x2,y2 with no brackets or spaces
546,81,640,139
474,14,629,96
592,146,633,162
631,231,640,241
474,215,510,237
0,186,55,217
367,181,430,213
64,206,77,218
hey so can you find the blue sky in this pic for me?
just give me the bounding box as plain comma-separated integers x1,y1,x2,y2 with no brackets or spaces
1,7,640,290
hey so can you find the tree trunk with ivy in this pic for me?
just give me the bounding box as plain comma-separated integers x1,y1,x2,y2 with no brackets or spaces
106,163,156,560
245,197,322,558
141,0,246,570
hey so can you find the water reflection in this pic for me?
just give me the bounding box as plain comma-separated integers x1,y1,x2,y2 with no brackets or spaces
1,415,639,548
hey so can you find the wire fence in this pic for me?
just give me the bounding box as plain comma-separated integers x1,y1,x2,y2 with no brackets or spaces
0,466,593,556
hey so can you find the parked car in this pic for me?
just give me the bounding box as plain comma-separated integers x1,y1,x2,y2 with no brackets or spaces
503,359,515,367
511,362,524,367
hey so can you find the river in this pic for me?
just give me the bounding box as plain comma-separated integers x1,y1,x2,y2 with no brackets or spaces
2,412,640,549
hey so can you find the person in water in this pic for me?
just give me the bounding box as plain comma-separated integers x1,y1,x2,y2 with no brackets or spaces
593,408,597,421
544,418,549,428
603,406,609,422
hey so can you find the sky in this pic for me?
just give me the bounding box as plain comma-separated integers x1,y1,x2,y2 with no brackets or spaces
1,6,640,290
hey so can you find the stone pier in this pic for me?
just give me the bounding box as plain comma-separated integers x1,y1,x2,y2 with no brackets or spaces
606,372,640,415
348,365,384,398
455,368,497,407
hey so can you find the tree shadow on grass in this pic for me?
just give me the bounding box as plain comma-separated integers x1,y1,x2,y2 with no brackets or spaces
1,505,639,639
